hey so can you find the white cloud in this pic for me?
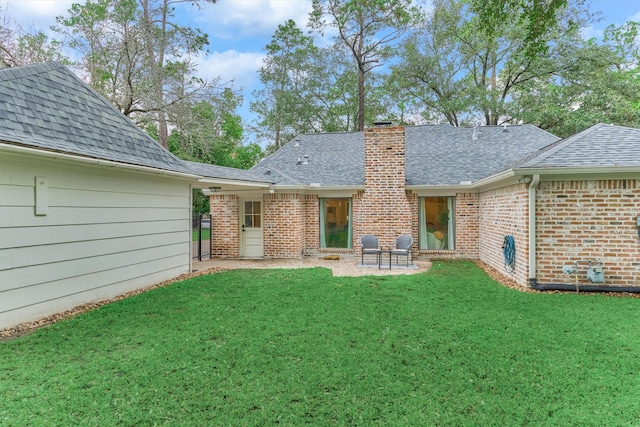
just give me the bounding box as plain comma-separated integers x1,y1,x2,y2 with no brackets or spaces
580,25,603,40
195,0,312,38
197,49,265,91
2,0,74,30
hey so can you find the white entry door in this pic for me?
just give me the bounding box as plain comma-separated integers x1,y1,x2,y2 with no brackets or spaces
241,200,264,257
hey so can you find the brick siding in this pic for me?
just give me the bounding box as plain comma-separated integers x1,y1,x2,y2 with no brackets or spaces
263,193,305,258
479,184,529,286
304,194,320,254
536,180,640,287
210,194,239,258
354,126,413,252
454,193,481,259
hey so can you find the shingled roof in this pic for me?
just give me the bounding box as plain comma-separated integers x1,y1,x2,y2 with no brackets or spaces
183,160,271,183
251,124,559,187
0,62,192,175
517,123,640,169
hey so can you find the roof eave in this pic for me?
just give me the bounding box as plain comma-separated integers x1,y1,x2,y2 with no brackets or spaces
197,177,272,191
514,165,640,176
0,141,200,180
270,184,364,192
468,169,519,190
407,184,475,192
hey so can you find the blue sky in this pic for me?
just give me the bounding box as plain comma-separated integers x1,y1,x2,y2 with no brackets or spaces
3,0,640,139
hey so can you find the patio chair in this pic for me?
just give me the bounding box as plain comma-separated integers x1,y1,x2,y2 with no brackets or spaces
360,234,381,266
390,234,413,267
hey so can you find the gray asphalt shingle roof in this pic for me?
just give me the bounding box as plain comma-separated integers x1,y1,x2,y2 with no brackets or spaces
517,123,640,169
183,160,271,183
0,62,192,175
251,124,559,187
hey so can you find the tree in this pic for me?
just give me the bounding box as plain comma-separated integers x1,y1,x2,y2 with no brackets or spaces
54,0,218,148
168,88,262,167
251,20,320,149
1,6,67,67
393,0,591,126
309,0,419,130
391,0,468,125
511,21,640,137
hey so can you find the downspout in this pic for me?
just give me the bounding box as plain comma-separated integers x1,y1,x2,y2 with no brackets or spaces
527,174,640,293
528,175,540,289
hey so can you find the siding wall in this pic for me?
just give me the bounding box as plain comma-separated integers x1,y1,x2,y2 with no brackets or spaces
263,193,305,258
478,184,529,286
210,194,240,258
355,126,412,250
0,152,192,329
450,192,480,259
536,179,640,287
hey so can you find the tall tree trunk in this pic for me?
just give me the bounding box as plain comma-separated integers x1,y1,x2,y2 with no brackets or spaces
489,59,497,125
141,0,169,148
357,66,365,131
275,126,281,150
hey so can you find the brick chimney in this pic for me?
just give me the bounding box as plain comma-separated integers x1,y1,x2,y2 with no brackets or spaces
355,124,412,248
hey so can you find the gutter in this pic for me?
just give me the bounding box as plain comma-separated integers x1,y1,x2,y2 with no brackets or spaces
515,166,640,176
198,177,271,189
0,142,200,180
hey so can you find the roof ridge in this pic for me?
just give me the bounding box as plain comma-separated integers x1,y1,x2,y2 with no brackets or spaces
519,123,606,167
54,63,189,168
264,164,304,185
0,61,64,81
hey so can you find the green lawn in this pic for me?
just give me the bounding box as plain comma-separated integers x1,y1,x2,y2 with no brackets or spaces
192,228,211,241
2,261,640,425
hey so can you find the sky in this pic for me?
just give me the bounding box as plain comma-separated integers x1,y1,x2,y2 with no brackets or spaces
2,0,640,141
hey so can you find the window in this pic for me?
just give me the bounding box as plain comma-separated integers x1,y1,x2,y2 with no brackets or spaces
244,201,261,228
320,198,352,248
419,197,455,250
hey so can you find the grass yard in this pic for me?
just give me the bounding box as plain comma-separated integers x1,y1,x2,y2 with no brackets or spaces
1,261,640,425
192,228,211,241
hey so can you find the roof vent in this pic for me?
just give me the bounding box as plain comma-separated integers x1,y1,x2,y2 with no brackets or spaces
373,121,393,127
502,124,509,132
472,126,478,140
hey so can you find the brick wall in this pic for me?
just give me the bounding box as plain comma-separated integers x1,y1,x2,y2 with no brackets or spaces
479,184,529,286
408,191,419,253
454,193,481,259
355,126,413,251
210,194,239,258
304,194,320,253
536,180,640,287
263,192,305,258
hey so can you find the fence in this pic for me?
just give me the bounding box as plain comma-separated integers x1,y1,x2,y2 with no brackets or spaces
192,214,212,261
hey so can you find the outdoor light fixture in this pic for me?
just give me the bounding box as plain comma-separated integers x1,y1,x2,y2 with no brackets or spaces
209,186,222,192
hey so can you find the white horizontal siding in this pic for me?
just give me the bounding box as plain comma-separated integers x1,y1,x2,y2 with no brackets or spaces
0,219,186,249
0,261,187,329
0,151,193,329
0,205,190,227
2,249,186,307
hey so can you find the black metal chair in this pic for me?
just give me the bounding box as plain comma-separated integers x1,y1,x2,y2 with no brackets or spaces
390,234,413,267
360,234,381,266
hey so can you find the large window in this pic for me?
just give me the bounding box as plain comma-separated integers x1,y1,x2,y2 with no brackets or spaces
320,198,352,248
419,197,455,250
